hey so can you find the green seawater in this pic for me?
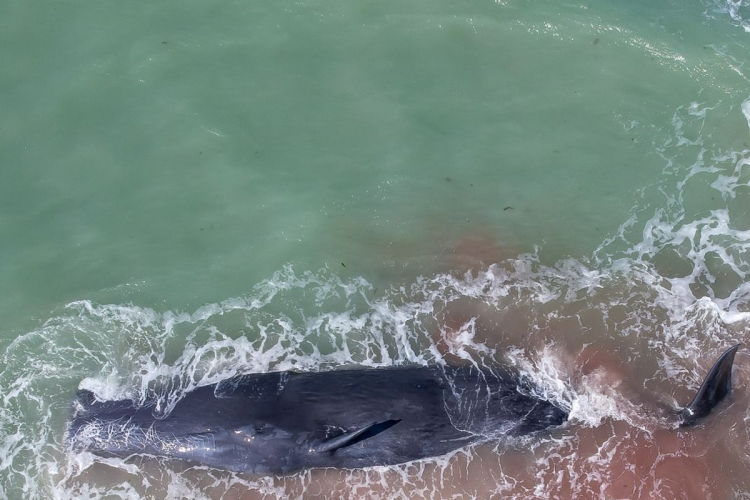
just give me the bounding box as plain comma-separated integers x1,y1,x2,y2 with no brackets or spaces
0,0,746,330
1,0,750,498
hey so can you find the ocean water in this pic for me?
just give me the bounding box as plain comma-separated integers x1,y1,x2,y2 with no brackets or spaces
2,0,750,498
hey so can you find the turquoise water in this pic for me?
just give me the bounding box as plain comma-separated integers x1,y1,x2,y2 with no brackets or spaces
2,0,750,498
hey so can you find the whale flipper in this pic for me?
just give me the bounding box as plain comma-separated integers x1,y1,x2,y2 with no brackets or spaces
313,420,401,453
680,344,741,426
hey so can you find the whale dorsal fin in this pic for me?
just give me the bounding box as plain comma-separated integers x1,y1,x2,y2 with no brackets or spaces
313,420,401,453
680,344,741,426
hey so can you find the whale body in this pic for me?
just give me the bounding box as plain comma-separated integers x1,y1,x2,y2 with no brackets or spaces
67,345,740,475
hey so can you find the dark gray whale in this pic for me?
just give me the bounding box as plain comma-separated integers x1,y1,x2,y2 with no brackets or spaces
67,345,740,475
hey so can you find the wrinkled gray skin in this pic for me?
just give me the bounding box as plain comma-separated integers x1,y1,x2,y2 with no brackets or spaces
68,345,740,474
68,365,567,474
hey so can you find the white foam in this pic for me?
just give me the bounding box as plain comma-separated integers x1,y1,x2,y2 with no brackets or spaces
505,346,654,430
725,0,750,32
4,94,750,499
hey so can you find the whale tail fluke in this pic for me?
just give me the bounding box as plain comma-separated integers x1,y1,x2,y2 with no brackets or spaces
680,344,741,426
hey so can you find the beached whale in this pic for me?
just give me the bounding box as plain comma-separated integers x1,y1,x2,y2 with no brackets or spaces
67,345,740,475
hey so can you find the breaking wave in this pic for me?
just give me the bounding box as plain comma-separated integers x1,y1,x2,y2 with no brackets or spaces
2,95,750,500
707,0,750,32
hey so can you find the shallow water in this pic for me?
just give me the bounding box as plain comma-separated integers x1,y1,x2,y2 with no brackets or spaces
2,0,750,498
